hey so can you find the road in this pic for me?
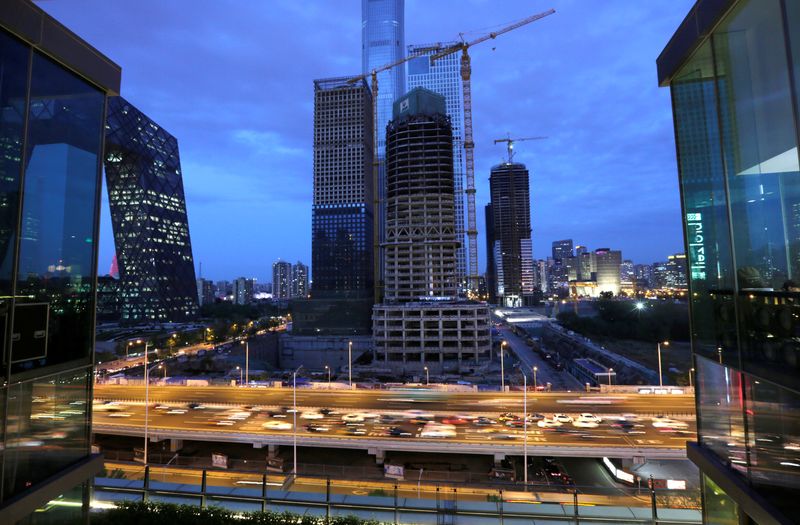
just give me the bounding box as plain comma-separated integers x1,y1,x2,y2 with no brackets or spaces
91,386,696,456
496,325,584,390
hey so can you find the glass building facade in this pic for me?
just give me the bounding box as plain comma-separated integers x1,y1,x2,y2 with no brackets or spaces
104,96,199,324
407,43,466,291
0,0,120,521
659,0,800,522
362,0,405,297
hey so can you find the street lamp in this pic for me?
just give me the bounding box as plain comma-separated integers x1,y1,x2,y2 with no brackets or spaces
159,364,166,380
325,365,330,387
608,368,613,387
522,372,528,487
657,341,669,387
235,366,242,386
241,340,249,386
500,341,507,391
142,341,155,467
532,366,538,391
689,367,695,389
424,366,429,385
348,340,353,390
292,365,304,476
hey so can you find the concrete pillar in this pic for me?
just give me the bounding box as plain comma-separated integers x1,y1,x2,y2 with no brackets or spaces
253,442,265,449
493,452,506,466
169,439,183,452
268,444,279,459
368,448,385,465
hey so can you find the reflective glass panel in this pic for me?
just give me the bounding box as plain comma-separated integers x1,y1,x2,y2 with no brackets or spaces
2,368,91,501
701,474,739,525
12,51,104,372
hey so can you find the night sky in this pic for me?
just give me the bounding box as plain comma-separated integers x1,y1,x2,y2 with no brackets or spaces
41,0,694,284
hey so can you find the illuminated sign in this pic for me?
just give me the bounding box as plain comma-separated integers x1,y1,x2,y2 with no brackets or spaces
686,212,706,280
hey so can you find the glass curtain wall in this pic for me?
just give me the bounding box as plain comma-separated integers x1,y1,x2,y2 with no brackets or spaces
670,0,800,518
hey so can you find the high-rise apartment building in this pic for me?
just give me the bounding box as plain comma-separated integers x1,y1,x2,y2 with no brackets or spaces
272,261,292,300
196,278,216,307
291,261,308,298
487,162,534,306
0,1,120,520
373,88,490,367
594,248,622,296
362,0,405,294
408,43,466,289
234,277,254,305
105,96,199,324
659,1,800,522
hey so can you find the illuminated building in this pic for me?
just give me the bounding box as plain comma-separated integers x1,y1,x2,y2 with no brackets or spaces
487,162,535,306
659,0,800,521
105,96,199,323
0,1,120,520
408,42,467,290
373,88,490,368
196,277,215,307
291,261,309,298
594,248,621,295
552,239,574,261
234,277,254,305
272,261,291,300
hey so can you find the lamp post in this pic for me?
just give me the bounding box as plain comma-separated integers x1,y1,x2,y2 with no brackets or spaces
292,365,304,476
500,341,507,391
348,340,353,390
532,366,538,391
424,366,429,385
236,366,242,386
522,372,528,487
689,367,694,389
143,342,154,466
241,340,249,386
657,341,669,387
325,365,330,387
608,368,613,387
160,364,166,380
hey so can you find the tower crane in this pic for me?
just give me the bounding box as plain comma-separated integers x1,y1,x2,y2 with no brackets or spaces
494,134,547,164
349,8,556,297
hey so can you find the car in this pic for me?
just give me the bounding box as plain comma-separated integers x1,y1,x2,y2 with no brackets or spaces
651,416,688,429
420,423,456,438
342,413,366,423
154,404,170,410
347,426,367,436
472,417,497,426
268,411,288,419
388,427,413,438
166,409,187,415
404,409,434,420
442,417,468,425
527,413,545,422
505,418,525,428
572,419,599,428
578,413,602,424
489,433,518,440
553,413,573,423
107,412,133,418
319,408,335,416
498,412,516,422
306,424,330,433
227,412,251,420
300,411,324,420
216,420,235,426
188,403,207,410
262,421,292,430
380,414,404,424
537,418,562,428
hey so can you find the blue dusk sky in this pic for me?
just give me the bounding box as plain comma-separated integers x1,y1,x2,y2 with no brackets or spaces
41,0,694,284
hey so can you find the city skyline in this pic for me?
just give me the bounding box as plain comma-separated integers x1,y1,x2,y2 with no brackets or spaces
41,0,693,283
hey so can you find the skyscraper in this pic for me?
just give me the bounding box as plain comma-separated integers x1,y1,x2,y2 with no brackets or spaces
593,248,621,295
234,277,254,305
660,1,800,522
291,261,308,298
407,43,466,290
488,162,534,306
373,88,490,368
0,1,120,520
105,96,199,324
552,239,574,261
196,278,216,307
362,0,405,294
272,261,292,300
484,203,496,303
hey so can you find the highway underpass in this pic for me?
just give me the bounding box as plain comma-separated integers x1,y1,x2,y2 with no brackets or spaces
92,385,695,461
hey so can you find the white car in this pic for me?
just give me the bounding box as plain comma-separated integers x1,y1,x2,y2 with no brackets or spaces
342,413,366,423
537,418,562,428
553,413,573,423
651,417,688,429
300,411,324,420
420,423,456,438
578,413,602,424
226,412,251,420
262,420,292,430
107,412,132,418
166,409,187,415
572,419,599,428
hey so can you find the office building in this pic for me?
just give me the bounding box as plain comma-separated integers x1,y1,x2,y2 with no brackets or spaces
291,261,309,298
373,88,490,368
634,263,653,289
362,0,405,290
234,277,254,305
408,42,466,290
0,1,120,520
552,239,574,261
659,1,800,522
665,253,688,289
105,96,199,324
272,261,291,300
487,162,535,306
196,277,216,307
594,248,621,295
